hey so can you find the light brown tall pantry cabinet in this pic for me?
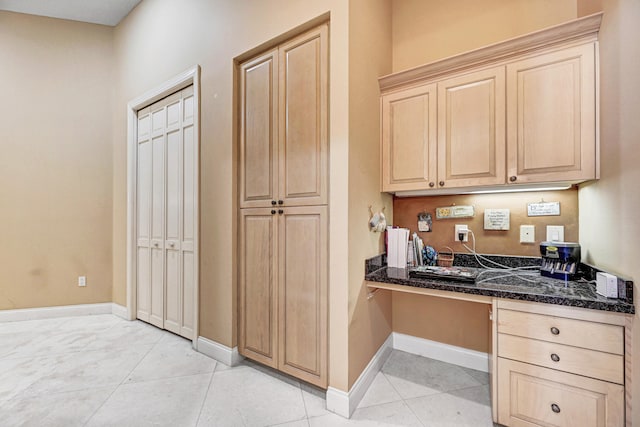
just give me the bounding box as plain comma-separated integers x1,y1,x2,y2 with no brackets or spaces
237,24,328,388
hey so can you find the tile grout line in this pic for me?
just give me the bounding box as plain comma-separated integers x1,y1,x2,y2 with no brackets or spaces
194,371,216,427
401,397,428,427
81,329,164,427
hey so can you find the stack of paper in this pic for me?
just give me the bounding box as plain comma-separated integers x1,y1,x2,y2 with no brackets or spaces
387,227,410,268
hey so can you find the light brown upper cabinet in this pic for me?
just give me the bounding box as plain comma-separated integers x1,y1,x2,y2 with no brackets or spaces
239,50,279,208
237,23,329,389
437,67,506,189
506,44,596,184
381,84,437,192
240,24,328,208
379,13,602,195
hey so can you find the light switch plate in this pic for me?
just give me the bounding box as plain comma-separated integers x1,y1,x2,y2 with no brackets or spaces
546,225,564,242
520,225,535,243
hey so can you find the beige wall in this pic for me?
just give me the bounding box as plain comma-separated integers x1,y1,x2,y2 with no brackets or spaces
393,190,579,257
347,0,394,388
391,0,577,72
0,12,114,309
112,0,351,391
578,0,639,424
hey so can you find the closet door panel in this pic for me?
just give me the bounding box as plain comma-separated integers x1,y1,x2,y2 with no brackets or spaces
181,251,195,338
181,88,196,339
165,129,181,244
164,248,181,334
136,125,152,322
150,246,164,328
136,247,151,322
151,135,164,243
166,100,180,129
164,125,181,335
182,125,195,247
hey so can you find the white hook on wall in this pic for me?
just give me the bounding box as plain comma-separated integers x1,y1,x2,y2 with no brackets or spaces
368,205,387,233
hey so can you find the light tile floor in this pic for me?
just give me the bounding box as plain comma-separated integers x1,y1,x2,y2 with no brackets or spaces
0,314,496,426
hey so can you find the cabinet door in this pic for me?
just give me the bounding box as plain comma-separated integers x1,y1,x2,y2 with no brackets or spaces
149,106,166,329
239,50,279,208
164,94,183,336
278,206,327,387
437,67,506,188
506,44,596,183
181,86,196,340
136,109,152,323
381,84,437,192
239,209,278,368
278,24,328,206
498,358,624,427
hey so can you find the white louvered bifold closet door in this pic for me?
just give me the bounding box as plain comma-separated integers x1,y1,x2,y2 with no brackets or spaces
136,86,196,340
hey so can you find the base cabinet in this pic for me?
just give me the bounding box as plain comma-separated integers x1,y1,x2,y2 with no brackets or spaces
498,358,624,427
239,206,328,388
494,300,628,427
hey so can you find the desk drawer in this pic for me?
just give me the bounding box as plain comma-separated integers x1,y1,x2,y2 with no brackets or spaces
499,334,624,384
498,358,624,427
498,309,623,355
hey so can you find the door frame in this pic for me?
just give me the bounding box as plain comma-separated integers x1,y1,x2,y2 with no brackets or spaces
126,65,201,348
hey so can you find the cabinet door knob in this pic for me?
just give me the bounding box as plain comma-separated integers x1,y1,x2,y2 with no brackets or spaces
278,200,284,205
153,242,159,247
429,182,435,188
551,404,561,413
550,327,560,335
271,210,276,215
509,176,517,182
278,209,284,214
169,242,175,248
439,181,445,187
550,353,560,362
271,200,277,205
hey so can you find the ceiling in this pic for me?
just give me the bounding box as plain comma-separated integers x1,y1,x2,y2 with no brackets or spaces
0,0,142,26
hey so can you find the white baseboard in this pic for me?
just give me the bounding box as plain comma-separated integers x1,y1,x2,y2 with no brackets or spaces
326,333,393,418
196,336,243,367
393,332,489,372
111,303,129,320
0,302,115,322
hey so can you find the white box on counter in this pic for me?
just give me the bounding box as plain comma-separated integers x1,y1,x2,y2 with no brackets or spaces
596,272,618,298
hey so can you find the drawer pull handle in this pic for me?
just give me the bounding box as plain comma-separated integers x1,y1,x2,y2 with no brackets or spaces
550,353,560,362
551,404,561,413
550,327,560,335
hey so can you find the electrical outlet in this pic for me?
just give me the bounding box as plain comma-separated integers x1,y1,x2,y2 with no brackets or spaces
78,276,86,287
546,225,565,242
520,225,535,243
454,224,469,242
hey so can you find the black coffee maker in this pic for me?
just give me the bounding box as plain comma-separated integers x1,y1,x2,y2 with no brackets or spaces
540,242,581,280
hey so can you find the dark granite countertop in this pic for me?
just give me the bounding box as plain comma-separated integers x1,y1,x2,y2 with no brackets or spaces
365,254,635,315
